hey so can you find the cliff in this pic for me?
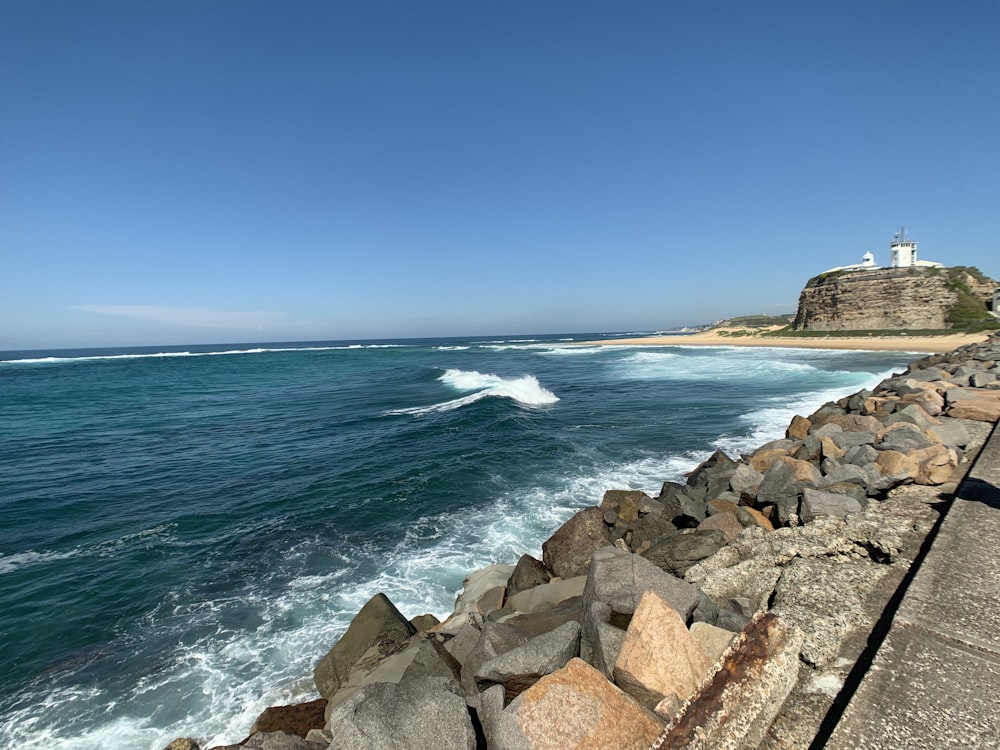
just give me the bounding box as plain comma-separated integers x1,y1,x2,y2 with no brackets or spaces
791,266,997,332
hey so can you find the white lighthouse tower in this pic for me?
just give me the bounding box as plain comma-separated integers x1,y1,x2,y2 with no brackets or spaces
890,226,918,267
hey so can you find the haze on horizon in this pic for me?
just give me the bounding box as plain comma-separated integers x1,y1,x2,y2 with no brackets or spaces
2,1,998,350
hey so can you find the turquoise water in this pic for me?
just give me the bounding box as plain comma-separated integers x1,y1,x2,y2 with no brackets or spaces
0,334,912,749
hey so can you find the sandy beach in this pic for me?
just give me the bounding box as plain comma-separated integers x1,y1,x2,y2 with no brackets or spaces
582,328,993,353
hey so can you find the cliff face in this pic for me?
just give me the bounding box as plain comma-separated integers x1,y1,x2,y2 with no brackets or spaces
792,266,996,331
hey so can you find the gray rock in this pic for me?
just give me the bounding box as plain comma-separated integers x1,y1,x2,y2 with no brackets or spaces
313,593,416,701
810,422,844,439
581,546,702,675
729,463,765,497
883,403,938,429
459,621,532,697
970,370,998,387
927,420,973,450
541,507,612,579
504,554,551,601
325,677,476,750
757,460,811,526
475,621,581,701
878,425,936,452
831,431,877,451
800,488,864,523
644,530,728,577
845,444,878,466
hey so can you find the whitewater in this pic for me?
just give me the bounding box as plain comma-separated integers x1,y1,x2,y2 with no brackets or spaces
0,334,914,749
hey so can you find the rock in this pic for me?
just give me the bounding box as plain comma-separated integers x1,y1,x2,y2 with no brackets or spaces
910,444,958,485
735,505,774,532
612,590,712,709
685,449,735,487
581,546,702,675
325,677,476,750
600,489,650,523
505,554,552,601
799,488,864,523
899,388,945,416
475,621,582,701
830,431,877,451
541,507,612,579
651,613,804,750
786,415,811,441
505,575,586,614
757,457,818,525
453,564,515,619
947,394,1000,421
238,731,325,749
748,448,790,474
409,613,441,632
644,529,728,577
729,463,764,498
494,658,663,750
629,510,680,551
163,741,200,750
697,511,743,543
399,636,464,687
313,593,416,701
820,435,845,459
460,621,533,697
927,420,972,450
822,413,885,434
249,698,327,739
689,621,736,665
883,403,940,429
874,450,917,484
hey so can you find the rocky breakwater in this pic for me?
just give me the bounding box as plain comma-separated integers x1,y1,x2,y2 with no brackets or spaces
167,334,1000,750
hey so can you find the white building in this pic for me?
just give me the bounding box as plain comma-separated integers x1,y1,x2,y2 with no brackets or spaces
890,226,943,268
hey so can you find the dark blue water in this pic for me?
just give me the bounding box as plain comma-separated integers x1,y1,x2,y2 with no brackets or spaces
0,334,911,748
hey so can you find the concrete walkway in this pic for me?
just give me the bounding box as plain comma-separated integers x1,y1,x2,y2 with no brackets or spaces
825,421,1000,749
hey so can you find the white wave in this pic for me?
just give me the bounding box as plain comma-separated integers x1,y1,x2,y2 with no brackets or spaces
434,346,470,351
0,344,412,366
0,524,176,576
0,549,80,575
713,368,898,457
387,370,559,415
535,346,605,356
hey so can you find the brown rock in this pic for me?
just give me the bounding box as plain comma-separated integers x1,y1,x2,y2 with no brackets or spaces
735,506,774,532
542,507,612,579
250,698,327,738
499,658,663,749
820,436,845,460
947,397,1000,422
900,388,945,416
786,415,811,441
749,448,789,473
874,450,917,482
697,512,743,543
163,740,200,750
780,455,820,483
613,591,712,709
823,413,884,433
689,621,736,665
910,444,959,485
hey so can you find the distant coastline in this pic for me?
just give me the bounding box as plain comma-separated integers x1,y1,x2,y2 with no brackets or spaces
580,328,993,353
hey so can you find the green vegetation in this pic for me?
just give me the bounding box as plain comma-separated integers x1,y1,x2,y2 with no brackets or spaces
944,267,996,329
717,314,795,328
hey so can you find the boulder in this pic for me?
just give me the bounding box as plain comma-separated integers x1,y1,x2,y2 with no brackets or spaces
493,658,663,750
697,512,743,543
505,575,586,614
238,731,325,750
910,444,959,485
505,554,551,601
600,489,650,523
883,403,940,429
581,546,702,675
409,613,440,633
612,590,712,709
757,457,819,525
325,677,476,750
927,420,972,450
460,621,533,697
644,530,729,577
735,506,775,532
689,621,736,665
877,423,937,452
821,413,884,434
163,741,200,750
475,621,582,701
249,698,327,739
728,463,764,498
453,564,515,619
313,593,416,701
947,395,1000,421
651,613,804,750
799,488,864,523
786,415,811,441
542,507,612,579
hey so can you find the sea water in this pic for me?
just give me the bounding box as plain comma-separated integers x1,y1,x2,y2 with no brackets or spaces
0,334,914,749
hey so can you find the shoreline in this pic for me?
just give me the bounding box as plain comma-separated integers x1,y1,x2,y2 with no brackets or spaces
579,330,993,353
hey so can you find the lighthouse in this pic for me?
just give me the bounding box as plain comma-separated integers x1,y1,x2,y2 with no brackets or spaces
890,226,918,267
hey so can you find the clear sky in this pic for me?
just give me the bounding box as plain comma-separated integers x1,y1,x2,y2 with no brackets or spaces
2,1,998,349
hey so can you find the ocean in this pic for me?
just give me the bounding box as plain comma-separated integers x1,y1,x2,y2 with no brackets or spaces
0,333,914,749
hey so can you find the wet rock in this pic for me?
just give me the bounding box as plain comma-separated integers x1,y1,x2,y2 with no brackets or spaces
505,554,551,601
249,698,327,739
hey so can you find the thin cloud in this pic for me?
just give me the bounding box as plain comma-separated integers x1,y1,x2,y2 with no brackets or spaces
73,305,287,329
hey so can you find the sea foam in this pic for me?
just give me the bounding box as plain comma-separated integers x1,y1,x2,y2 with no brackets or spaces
387,369,559,415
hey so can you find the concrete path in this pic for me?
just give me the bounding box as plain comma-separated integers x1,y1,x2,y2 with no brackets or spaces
826,422,1000,749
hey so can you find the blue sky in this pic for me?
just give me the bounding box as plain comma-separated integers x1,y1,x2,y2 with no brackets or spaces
2,1,998,348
